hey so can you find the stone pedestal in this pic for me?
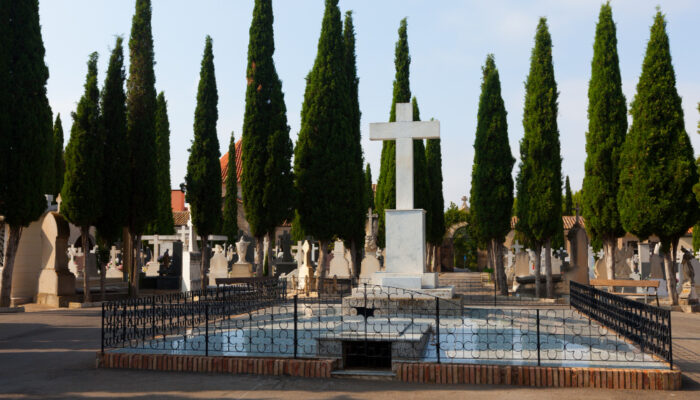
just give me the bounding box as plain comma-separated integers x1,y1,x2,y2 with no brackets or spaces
229,262,253,278
37,213,77,307
209,246,230,285
328,240,351,278
360,254,381,278
372,210,436,289
145,261,160,277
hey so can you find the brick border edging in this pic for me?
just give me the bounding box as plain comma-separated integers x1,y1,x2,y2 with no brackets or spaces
393,362,682,390
96,352,337,379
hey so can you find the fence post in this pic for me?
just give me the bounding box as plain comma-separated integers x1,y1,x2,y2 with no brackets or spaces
293,295,298,359
101,302,105,354
536,309,541,366
205,303,209,357
668,310,673,369
122,302,127,347
436,298,441,364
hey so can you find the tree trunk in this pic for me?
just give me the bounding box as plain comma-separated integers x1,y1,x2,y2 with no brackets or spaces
318,240,330,278
545,239,553,299
436,245,441,273
350,240,358,277
664,240,679,305
255,235,264,278
201,236,210,289
494,239,507,296
81,226,92,303
0,225,23,307
488,240,498,291
534,243,542,298
124,228,138,297
266,232,274,276
604,238,616,280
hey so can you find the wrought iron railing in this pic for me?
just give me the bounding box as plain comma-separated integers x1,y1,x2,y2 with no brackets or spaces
570,281,672,367
101,278,286,354
102,281,669,370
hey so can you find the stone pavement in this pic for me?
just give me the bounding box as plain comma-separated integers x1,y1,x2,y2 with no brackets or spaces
0,304,698,399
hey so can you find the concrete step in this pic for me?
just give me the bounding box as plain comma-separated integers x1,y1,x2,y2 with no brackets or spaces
331,369,396,380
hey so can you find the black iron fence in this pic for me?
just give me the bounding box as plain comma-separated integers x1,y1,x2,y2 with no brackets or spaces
101,278,286,354
102,281,670,370
570,281,672,367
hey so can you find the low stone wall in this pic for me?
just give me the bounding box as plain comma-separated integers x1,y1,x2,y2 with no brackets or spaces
96,352,337,379
393,362,682,390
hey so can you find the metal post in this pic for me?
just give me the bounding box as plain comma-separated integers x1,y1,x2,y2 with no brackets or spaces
494,280,497,307
293,295,298,359
436,298,441,364
101,302,105,354
668,310,673,369
536,309,541,366
205,303,209,357
122,302,127,347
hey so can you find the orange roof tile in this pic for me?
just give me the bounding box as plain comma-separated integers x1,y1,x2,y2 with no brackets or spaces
173,210,190,226
220,139,243,184
510,215,586,230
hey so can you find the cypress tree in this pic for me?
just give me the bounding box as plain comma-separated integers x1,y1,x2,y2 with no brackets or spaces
515,18,563,298
375,18,410,248
52,114,65,198
222,132,239,244
242,0,294,276
97,36,129,245
186,36,222,288
426,137,445,272
150,92,174,234
0,0,54,307
365,163,374,210
412,97,429,212
582,3,627,281
563,176,573,215
694,104,700,253
125,0,158,295
341,10,365,276
61,52,103,303
294,0,350,278
470,55,514,295
618,10,698,304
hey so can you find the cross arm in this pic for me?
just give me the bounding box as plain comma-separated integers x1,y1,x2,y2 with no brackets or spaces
369,120,440,141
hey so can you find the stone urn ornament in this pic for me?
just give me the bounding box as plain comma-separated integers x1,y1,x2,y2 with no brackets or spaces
235,237,250,264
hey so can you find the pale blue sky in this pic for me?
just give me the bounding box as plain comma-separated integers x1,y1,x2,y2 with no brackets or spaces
40,0,700,209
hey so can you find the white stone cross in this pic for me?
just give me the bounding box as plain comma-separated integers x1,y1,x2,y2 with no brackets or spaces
512,240,524,254
369,103,440,210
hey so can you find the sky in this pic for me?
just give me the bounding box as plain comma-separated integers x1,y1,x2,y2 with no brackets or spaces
39,0,700,209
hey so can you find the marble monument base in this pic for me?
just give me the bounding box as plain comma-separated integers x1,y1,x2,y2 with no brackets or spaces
228,263,253,278
371,271,438,289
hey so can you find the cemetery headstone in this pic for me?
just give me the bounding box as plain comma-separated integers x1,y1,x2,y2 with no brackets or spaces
328,240,351,278
297,240,314,290
209,244,229,285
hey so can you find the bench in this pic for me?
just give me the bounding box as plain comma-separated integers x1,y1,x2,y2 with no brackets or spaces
589,279,660,306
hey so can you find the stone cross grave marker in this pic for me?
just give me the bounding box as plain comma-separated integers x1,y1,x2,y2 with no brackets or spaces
370,103,440,209
368,103,440,289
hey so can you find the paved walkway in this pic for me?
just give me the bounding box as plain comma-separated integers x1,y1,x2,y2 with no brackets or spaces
0,303,698,399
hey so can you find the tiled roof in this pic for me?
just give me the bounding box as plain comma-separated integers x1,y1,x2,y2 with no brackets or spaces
173,210,190,226
220,139,243,184
510,215,586,230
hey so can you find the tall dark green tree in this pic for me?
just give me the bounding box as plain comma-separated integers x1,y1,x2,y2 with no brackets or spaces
97,36,129,245
412,97,429,212
470,55,514,295
582,3,627,282
294,0,350,278
341,10,366,276
694,104,700,253
52,114,65,198
515,18,563,298
365,163,374,210
125,0,158,296
0,0,54,307
149,92,175,234
242,0,294,276
563,176,573,215
618,10,698,304
186,36,222,288
222,132,239,244
61,52,103,303
375,18,410,248
425,136,445,272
